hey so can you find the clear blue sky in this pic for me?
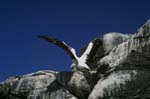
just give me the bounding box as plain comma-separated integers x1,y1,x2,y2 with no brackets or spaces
0,0,149,81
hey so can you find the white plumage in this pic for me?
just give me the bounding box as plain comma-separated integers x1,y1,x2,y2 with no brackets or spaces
38,35,93,71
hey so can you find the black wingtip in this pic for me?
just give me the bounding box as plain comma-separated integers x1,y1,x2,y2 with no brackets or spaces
37,35,52,40
37,35,54,39
37,35,58,43
37,35,47,38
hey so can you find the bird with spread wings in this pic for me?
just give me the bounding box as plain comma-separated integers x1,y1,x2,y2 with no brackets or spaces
38,35,93,71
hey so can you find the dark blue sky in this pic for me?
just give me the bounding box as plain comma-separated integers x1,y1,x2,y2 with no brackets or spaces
0,0,149,81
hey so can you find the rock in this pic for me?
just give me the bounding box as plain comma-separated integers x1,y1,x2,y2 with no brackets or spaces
99,20,150,70
89,20,150,99
102,32,132,54
56,71,91,99
0,71,78,99
88,70,150,99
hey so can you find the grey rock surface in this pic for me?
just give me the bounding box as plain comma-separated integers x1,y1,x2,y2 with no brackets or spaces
0,71,78,99
89,20,150,99
0,20,150,99
88,70,150,99
56,71,92,99
99,19,150,69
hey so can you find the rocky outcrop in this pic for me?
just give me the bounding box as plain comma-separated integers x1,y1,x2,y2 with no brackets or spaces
0,70,93,99
89,20,150,99
56,71,92,99
0,71,78,99
0,19,150,99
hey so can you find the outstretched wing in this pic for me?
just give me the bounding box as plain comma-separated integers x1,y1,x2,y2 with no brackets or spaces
79,42,93,63
37,35,77,60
